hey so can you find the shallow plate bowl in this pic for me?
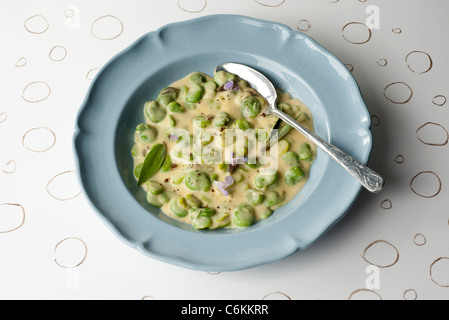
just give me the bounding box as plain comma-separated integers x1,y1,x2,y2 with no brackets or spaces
74,14,372,271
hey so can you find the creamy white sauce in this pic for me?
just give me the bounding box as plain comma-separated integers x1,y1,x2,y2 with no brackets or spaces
132,72,316,229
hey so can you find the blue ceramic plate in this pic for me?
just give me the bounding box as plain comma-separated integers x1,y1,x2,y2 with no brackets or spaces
74,15,371,271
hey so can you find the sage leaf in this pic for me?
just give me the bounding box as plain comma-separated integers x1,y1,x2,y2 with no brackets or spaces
137,143,166,186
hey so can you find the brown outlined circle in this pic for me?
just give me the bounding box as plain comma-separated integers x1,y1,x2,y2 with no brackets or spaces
86,68,100,80
342,22,372,45
377,58,388,67
345,64,354,72
65,9,75,18
0,203,25,234
430,257,449,287
416,122,449,146
380,199,392,210
0,111,7,123
392,27,402,34
432,95,447,107
206,271,221,275
2,160,17,174
22,127,56,153
410,171,442,198
348,288,382,300
22,81,51,103
91,15,123,40
254,0,286,7
49,46,67,62
394,154,404,164
178,0,208,12
141,295,156,300
297,19,311,32
46,170,82,201
406,51,433,74
24,14,49,34
403,289,418,300
383,81,413,104
15,57,27,67
413,234,426,246
54,237,88,268
361,239,399,268
262,291,291,300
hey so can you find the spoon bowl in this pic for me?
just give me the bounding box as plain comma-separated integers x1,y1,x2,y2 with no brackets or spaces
215,62,384,193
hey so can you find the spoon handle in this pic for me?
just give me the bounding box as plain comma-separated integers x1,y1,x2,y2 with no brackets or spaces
269,108,384,193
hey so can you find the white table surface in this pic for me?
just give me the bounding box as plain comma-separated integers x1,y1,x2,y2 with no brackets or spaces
1,0,449,300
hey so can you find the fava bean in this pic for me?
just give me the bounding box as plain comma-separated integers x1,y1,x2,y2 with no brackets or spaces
172,172,185,185
234,119,253,130
169,197,189,217
160,191,175,204
246,189,264,206
186,83,205,103
184,170,211,192
285,166,305,186
135,123,157,143
147,192,163,208
276,139,289,155
146,181,164,195
190,72,206,84
134,163,143,179
233,203,255,227
263,190,282,207
192,216,212,230
193,115,211,128
157,87,179,107
282,151,300,166
185,194,202,208
254,170,278,189
241,96,262,118
214,70,237,86
213,112,230,127
204,81,217,95
260,207,273,220
299,143,313,161
189,207,216,218
144,100,166,123
131,144,139,157
167,101,184,113
210,212,230,229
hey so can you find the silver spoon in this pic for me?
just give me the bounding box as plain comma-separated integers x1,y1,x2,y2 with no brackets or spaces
215,62,384,193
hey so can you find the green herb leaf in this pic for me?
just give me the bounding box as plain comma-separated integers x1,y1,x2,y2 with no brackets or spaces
137,143,166,186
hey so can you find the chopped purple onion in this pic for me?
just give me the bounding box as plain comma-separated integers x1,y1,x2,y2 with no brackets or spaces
168,134,179,141
214,176,235,196
224,176,234,185
223,81,234,91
